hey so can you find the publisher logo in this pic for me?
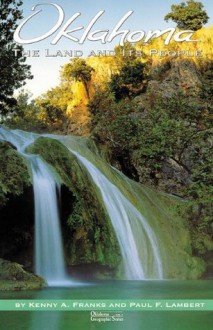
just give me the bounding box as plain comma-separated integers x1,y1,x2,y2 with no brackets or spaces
90,311,124,323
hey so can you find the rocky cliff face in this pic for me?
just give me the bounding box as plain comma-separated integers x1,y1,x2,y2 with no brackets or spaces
148,59,202,97
132,58,210,195
65,57,118,136
135,58,203,110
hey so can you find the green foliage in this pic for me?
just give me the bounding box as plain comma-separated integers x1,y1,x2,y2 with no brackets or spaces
200,61,213,108
62,59,94,99
164,0,209,30
132,95,211,173
7,87,72,133
114,42,138,66
27,137,121,268
0,141,31,207
14,90,34,117
182,148,213,256
133,95,212,256
89,90,212,260
67,201,84,229
4,90,48,132
62,58,93,82
89,90,138,158
35,89,69,132
109,61,147,100
27,137,74,186
0,0,32,116
0,258,45,290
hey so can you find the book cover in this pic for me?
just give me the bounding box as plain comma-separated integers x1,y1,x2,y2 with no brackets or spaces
0,0,212,329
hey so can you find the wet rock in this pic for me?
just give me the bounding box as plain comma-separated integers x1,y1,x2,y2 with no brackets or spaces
0,258,45,290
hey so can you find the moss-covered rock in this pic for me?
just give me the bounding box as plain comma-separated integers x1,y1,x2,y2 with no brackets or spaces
27,137,121,272
0,132,208,280
0,258,45,291
26,136,207,279
0,188,34,269
0,141,31,208
0,141,34,270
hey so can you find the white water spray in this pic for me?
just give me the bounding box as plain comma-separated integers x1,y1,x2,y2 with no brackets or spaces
66,148,163,279
0,127,71,285
0,127,163,281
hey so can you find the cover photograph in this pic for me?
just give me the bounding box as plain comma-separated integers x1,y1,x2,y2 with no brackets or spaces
0,0,212,329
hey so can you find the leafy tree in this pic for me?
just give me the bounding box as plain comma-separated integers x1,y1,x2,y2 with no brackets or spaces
164,0,209,31
5,90,47,132
89,90,140,176
114,42,138,67
6,87,70,132
61,59,93,99
90,92,211,183
132,94,211,180
0,0,32,116
109,61,147,100
35,88,69,131
13,89,33,116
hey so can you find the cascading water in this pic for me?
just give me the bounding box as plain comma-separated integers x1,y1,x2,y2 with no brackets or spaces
0,127,70,285
64,148,163,279
31,156,69,286
0,126,164,281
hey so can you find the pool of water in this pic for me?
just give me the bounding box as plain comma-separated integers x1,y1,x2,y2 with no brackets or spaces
0,280,212,330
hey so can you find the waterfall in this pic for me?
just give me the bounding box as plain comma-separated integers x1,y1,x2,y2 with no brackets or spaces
65,149,163,279
0,127,70,285
0,127,163,281
30,156,69,286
